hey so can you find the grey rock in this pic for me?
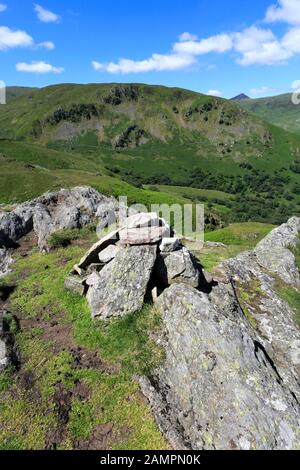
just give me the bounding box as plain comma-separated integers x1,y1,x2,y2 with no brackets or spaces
141,283,300,450
87,245,157,319
64,274,87,296
98,244,118,263
156,247,199,288
86,263,104,275
205,241,227,248
77,229,119,270
0,248,13,278
254,216,300,286
0,312,8,371
224,250,300,402
119,226,169,246
0,210,33,248
0,187,118,251
159,237,181,253
124,212,161,229
0,338,8,371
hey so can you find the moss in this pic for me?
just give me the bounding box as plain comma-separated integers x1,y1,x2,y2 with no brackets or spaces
236,279,265,329
277,285,300,327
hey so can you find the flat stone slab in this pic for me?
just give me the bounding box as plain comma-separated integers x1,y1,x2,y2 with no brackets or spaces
87,245,157,319
119,226,169,245
124,212,161,229
77,229,119,270
159,237,181,253
98,244,118,263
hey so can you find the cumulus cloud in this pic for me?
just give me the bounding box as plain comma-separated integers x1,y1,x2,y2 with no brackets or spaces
174,33,233,55
0,4,7,12
34,4,60,23
92,53,196,74
178,32,198,42
265,0,300,25
16,61,64,73
92,1,300,73
0,26,34,50
207,89,223,97
38,40,55,50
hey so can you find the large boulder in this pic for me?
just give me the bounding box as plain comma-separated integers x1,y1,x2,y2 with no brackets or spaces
0,210,33,248
224,250,300,402
254,216,300,286
87,245,157,319
119,226,169,245
155,247,199,288
140,283,300,450
0,187,118,251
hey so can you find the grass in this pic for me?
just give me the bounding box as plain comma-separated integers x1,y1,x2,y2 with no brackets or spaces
0,232,167,450
196,222,275,272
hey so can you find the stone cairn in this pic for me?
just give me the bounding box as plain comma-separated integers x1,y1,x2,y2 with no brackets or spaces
65,212,202,320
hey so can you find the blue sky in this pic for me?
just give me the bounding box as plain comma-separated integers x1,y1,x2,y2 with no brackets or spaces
0,0,300,97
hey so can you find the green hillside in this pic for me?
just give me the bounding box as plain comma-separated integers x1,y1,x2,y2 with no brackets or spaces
240,93,300,135
0,83,300,224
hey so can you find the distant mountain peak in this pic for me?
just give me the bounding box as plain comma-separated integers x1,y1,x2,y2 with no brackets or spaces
231,93,250,101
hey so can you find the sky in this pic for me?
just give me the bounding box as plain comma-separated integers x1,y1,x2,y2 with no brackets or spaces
0,0,300,98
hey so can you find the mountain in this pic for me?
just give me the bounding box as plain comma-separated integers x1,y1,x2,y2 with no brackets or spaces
5,86,38,103
230,93,250,101
239,93,300,135
0,83,300,224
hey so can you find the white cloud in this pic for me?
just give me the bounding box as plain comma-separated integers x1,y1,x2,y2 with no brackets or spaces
282,27,300,53
92,53,196,74
291,80,300,90
91,2,300,73
0,26,34,50
174,33,233,55
178,32,198,42
34,4,60,23
16,61,64,73
250,86,278,96
207,89,223,97
265,0,300,25
0,4,7,12
237,39,292,65
38,40,55,50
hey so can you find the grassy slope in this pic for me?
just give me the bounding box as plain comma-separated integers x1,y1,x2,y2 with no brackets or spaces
0,83,300,223
0,232,167,450
240,93,300,135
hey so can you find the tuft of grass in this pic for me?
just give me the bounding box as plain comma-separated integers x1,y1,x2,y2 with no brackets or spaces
48,224,97,248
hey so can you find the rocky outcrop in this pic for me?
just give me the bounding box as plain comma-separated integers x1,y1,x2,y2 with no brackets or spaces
103,85,139,106
140,283,300,450
0,187,118,251
222,217,300,403
253,216,300,286
113,125,148,149
139,217,300,450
